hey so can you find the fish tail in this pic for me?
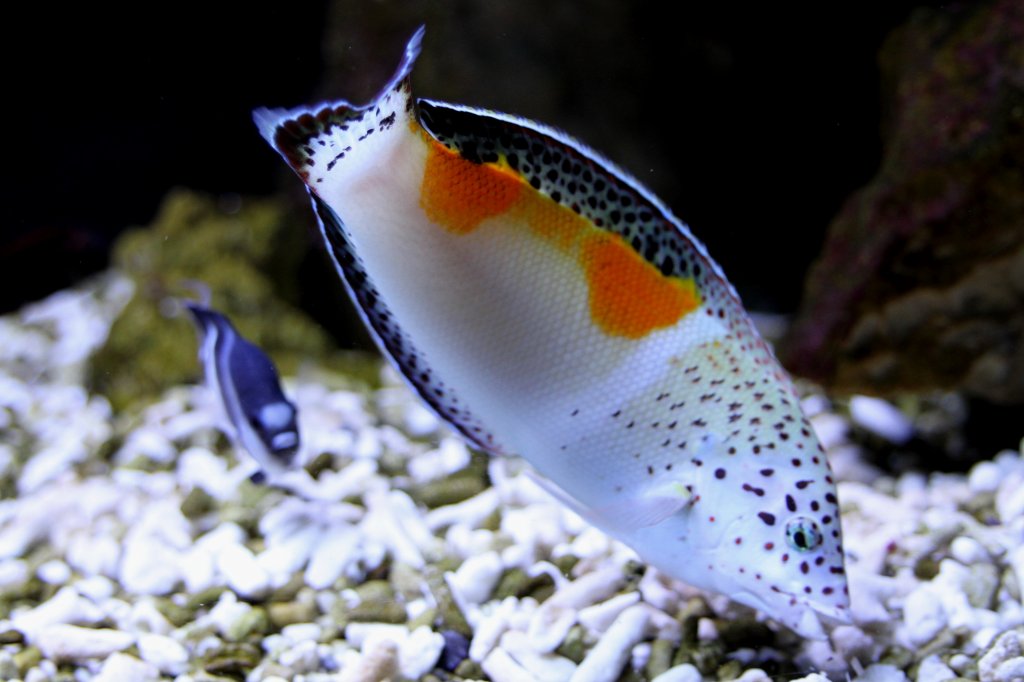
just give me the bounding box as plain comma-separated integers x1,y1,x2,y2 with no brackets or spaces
253,26,425,188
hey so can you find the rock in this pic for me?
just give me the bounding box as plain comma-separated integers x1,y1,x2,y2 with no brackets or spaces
12,586,104,636
304,524,360,589
35,560,70,586
31,624,134,662
571,605,652,682
849,396,914,444
651,663,703,682
399,626,446,679
92,652,159,682
995,657,1024,682
137,633,190,675
446,551,503,607
901,585,947,646
856,664,908,682
979,630,1022,682
88,189,363,412
917,654,956,681
216,543,271,599
782,1,1024,405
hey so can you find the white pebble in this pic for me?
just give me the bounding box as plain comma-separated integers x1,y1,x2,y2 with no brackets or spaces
177,446,236,500
32,624,134,661
849,395,913,444
447,551,503,608
345,623,407,648
116,427,176,464
66,532,121,577
178,545,218,594
996,657,1024,682
901,585,947,646
281,622,321,646
137,632,189,675
469,597,516,661
278,638,320,671
809,412,848,450
337,639,400,682
203,591,252,638
651,664,702,682
578,592,640,634
19,442,85,494
352,429,382,459
216,543,271,599
482,646,538,682
403,400,441,436
427,489,500,531
362,491,429,568
13,586,104,636
92,652,159,682
950,536,988,565
856,663,907,682
75,576,115,602
408,437,469,483
736,670,771,682
0,559,28,589
970,460,1003,494
500,630,578,681
916,654,956,681
949,653,971,673
697,618,718,641
637,570,679,614
259,523,322,580
571,604,651,682
981,631,1023,682
37,559,71,585
305,525,361,589
123,599,173,636
399,626,445,679
829,625,874,662
119,537,182,595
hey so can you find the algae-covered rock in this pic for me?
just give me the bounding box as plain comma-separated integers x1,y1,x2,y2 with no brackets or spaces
89,188,379,411
782,0,1024,405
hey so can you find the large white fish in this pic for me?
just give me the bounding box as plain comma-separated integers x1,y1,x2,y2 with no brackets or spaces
254,27,849,638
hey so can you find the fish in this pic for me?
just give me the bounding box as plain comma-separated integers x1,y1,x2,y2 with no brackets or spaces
184,301,300,483
253,27,850,638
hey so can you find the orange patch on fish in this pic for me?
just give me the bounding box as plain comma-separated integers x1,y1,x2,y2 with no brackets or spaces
419,137,699,338
420,140,522,234
581,233,701,338
520,187,589,252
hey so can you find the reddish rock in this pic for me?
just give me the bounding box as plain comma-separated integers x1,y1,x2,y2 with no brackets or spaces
782,0,1024,404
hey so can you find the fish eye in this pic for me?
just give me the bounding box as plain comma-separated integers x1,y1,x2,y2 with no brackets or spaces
785,517,822,553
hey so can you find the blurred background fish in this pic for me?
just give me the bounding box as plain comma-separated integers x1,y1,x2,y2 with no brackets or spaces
181,292,301,483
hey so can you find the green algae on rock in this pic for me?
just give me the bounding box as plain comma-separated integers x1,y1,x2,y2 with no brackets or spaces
88,188,380,412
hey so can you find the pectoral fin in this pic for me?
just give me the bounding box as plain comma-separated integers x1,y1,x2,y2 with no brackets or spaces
526,470,692,534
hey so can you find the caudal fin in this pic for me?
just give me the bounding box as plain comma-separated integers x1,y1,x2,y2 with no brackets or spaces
253,26,425,186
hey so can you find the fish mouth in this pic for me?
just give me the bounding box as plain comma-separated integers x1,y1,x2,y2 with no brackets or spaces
732,588,851,640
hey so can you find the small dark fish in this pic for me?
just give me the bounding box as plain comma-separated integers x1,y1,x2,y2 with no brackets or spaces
184,302,300,480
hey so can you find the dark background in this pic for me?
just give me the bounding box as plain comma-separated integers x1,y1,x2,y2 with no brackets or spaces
3,2,944,314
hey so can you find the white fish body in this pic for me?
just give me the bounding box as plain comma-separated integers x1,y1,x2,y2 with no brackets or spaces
254,27,850,637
